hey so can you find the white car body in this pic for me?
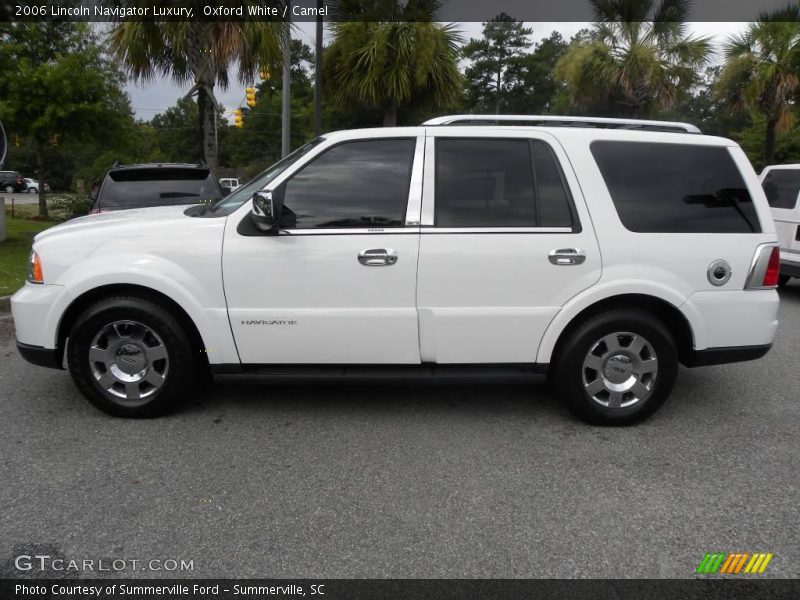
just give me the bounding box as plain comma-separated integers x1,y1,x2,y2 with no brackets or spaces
760,164,800,280
11,118,781,422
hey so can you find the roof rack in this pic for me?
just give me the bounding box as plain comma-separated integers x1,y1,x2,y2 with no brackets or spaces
422,114,701,134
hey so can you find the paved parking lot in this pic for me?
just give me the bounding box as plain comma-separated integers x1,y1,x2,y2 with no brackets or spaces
1,287,799,579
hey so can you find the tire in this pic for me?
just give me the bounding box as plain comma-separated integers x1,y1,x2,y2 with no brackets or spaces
551,309,678,425
778,275,790,287
67,295,197,417
28,187,37,194
3,185,13,193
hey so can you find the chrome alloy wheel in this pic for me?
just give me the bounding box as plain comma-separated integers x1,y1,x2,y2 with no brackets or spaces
581,332,659,409
88,320,169,404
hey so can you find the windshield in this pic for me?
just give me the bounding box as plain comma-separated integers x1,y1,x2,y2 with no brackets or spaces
210,138,325,215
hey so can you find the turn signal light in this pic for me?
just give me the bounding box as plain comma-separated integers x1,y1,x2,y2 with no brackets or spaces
28,251,43,284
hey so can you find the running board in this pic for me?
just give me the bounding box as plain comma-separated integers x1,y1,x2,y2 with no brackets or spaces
211,363,549,382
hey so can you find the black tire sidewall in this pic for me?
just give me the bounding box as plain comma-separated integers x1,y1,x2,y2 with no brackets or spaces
553,309,679,425
67,296,196,417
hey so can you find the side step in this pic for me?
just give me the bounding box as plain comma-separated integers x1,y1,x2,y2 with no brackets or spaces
211,363,549,382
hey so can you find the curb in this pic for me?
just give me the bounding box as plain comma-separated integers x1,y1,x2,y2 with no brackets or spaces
0,295,10,315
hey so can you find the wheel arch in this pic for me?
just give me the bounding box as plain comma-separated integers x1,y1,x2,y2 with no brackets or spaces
57,284,209,371
543,293,695,369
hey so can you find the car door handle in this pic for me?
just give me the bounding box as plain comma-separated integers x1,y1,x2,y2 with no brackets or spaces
358,248,398,266
548,248,586,265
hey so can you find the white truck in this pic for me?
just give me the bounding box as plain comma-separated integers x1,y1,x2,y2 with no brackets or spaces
11,116,780,424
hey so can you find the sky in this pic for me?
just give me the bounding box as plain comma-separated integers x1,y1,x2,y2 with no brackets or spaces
123,22,749,123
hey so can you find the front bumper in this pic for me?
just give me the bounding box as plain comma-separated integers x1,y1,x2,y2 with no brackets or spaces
16,341,63,369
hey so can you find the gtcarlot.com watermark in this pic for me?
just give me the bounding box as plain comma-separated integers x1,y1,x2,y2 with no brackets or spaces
14,554,194,573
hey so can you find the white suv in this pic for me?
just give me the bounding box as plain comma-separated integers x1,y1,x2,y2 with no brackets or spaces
759,164,800,285
11,115,780,424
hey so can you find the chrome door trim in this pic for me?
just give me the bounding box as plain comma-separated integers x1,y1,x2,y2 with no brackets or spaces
404,134,425,226
422,227,573,234
421,134,436,226
279,227,420,236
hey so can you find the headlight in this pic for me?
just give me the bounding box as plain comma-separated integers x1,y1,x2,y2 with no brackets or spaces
27,250,43,284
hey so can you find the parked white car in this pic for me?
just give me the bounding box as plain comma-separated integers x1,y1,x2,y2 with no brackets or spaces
11,115,780,424
219,177,240,192
759,164,800,285
23,178,49,193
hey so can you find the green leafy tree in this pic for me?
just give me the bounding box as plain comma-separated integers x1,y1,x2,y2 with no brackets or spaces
326,0,462,126
716,6,800,164
0,23,132,217
462,14,533,114
555,0,710,118
108,7,285,169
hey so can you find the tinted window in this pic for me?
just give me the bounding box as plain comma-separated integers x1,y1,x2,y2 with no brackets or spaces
436,139,535,227
100,168,222,210
281,138,415,229
435,139,573,228
762,169,800,209
591,141,760,233
533,141,574,227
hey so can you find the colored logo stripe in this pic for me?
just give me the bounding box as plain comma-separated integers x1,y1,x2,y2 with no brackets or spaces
696,552,773,574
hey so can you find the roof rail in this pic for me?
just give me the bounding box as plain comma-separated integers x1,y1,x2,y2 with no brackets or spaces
422,114,701,134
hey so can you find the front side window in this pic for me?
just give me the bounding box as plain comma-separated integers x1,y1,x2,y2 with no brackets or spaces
434,138,574,228
280,138,416,229
762,169,800,210
591,141,761,233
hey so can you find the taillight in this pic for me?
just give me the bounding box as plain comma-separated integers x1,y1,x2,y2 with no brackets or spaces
745,244,780,289
763,246,780,287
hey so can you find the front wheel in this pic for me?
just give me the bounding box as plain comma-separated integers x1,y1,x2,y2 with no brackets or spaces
551,309,678,425
28,187,37,194
67,296,198,417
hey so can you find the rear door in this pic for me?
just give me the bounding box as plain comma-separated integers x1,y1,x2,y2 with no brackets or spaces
416,130,601,363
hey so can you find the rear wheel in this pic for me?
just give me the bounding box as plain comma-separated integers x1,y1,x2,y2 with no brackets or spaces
552,309,678,425
28,187,37,194
3,184,13,193
67,296,197,417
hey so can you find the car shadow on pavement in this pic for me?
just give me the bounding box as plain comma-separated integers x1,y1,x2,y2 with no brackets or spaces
181,376,576,424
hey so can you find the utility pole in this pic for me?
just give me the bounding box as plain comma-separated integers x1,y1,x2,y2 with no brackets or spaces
314,1,323,137
281,3,291,158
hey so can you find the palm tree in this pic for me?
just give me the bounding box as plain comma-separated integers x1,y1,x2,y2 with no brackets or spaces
555,0,710,118
325,0,462,126
108,10,285,169
717,6,800,164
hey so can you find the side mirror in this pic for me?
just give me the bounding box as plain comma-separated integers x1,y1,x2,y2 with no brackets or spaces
250,190,279,233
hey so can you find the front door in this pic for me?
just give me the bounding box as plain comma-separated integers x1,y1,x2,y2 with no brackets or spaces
223,134,424,364
416,131,602,363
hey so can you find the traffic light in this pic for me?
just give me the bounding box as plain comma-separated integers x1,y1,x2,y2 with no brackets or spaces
259,69,270,81
233,109,243,128
245,87,256,108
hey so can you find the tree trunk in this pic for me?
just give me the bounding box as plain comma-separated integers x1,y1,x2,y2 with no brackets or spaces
764,118,778,165
198,88,218,170
496,68,502,114
383,100,398,127
36,144,48,219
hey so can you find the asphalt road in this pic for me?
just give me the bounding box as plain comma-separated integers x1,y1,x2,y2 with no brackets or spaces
1,288,799,580
0,192,40,206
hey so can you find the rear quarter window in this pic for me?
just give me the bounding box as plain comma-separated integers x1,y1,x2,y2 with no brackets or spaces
762,169,800,210
591,141,761,233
